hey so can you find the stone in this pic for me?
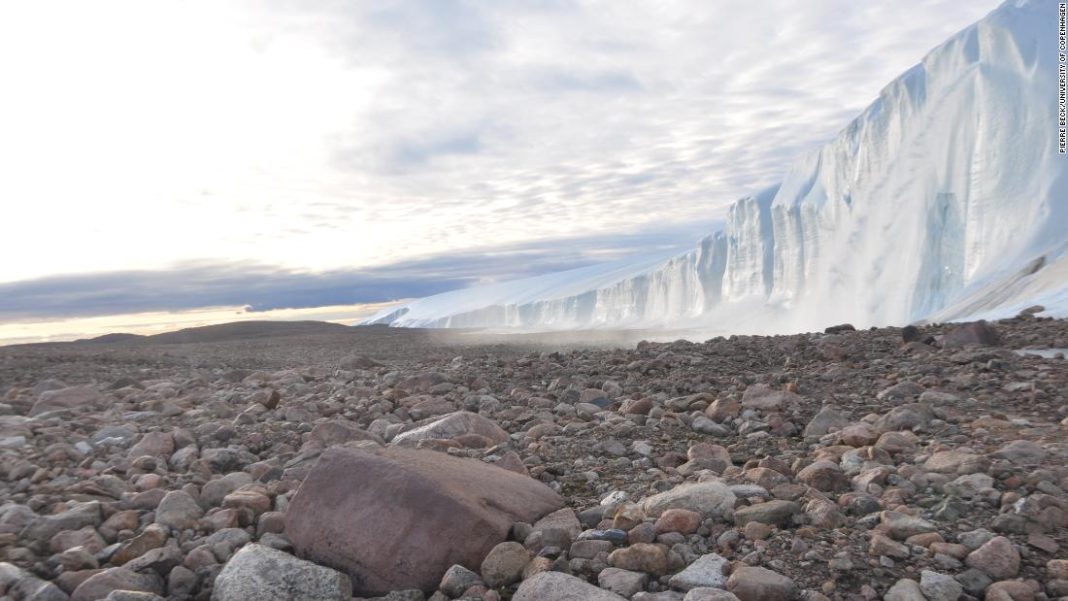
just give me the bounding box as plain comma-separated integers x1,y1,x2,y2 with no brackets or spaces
924,450,990,475
111,524,168,565
919,570,963,601
884,578,926,601
803,407,850,438
942,321,1000,348
154,491,203,530
598,567,648,598
30,386,102,416
513,571,627,600
305,421,384,448
0,562,69,601
733,500,799,527
944,473,994,498
993,440,1047,465
984,580,1038,601
641,481,736,519
684,590,740,601
128,432,175,459
286,446,562,595
796,461,848,492
391,411,509,447
725,566,796,601
965,536,1019,580
668,553,730,591
479,541,530,588
879,511,937,540
608,543,668,575
654,508,702,534
211,544,351,601
21,502,102,544
70,567,163,601
439,564,482,598
870,533,910,559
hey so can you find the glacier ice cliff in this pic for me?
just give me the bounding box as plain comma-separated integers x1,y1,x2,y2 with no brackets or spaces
365,0,1068,332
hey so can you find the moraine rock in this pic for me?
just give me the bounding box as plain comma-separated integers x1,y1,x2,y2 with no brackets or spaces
285,446,561,595
733,500,799,527
965,536,1020,580
725,566,796,601
513,571,627,601
390,411,509,447
70,567,163,601
668,553,730,591
30,386,102,416
479,541,530,588
641,481,736,520
802,406,850,438
884,578,926,601
211,543,352,601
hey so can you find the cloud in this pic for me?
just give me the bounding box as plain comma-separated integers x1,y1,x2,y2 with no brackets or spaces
0,219,721,321
0,0,1001,293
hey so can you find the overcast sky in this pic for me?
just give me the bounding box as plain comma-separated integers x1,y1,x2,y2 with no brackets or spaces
0,0,999,322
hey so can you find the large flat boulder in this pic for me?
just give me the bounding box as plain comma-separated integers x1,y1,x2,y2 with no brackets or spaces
390,411,509,447
285,446,563,595
30,386,103,416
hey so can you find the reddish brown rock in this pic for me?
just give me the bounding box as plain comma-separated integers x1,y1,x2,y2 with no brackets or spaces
285,446,562,595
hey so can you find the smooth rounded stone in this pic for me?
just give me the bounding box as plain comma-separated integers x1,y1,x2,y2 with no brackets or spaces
919,570,963,601
654,509,702,534
480,542,530,588
154,490,203,530
512,571,627,601
923,450,990,475
439,564,483,598
598,567,648,597
609,543,668,575
30,386,102,416
211,544,351,601
286,446,562,596
641,482,736,519
796,461,848,492
390,411,508,447
884,578,926,601
71,567,163,601
668,553,729,591
692,416,730,436
965,536,1020,580
733,500,799,527
684,589,740,601
984,580,1040,601
725,566,796,601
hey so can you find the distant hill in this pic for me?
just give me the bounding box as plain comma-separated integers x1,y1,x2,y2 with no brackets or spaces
77,320,352,345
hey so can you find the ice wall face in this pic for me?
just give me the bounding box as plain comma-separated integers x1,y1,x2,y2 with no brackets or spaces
365,0,1068,331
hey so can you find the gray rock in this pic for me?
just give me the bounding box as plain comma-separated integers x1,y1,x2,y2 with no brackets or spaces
641,482,736,519
154,490,203,530
919,570,963,601
668,553,729,591
802,406,850,438
884,578,926,601
598,567,648,597
513,571,627,600
211,544,352,601
438,564,482,598
479,541,530,588
70,567,163,601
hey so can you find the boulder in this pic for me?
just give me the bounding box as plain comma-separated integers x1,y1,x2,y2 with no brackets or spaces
942,321,1000,349
390,411,509,447
211,544,352,601
70,567,162,601
30,386,102,416
285,446,562,595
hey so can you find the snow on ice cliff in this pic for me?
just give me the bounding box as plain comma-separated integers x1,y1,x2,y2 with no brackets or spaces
366,0,1068,332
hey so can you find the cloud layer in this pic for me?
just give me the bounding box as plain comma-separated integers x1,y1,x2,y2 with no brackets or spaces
0,0,999,319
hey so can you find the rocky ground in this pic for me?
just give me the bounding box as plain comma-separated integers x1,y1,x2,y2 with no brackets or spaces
0,314,1067,601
